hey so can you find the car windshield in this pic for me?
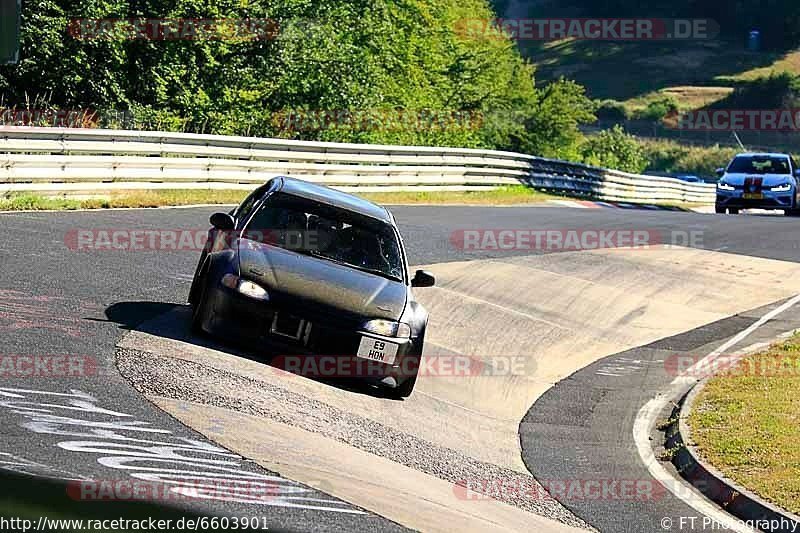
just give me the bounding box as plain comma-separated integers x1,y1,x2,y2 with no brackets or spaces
244,192,404,282
727,156,791,174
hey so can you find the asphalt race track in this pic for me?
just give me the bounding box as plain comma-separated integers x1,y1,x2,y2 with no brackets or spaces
1,204,800,532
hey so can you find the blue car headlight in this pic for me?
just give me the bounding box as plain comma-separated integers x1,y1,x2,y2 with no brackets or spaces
771,183,792,192
717,182,735,191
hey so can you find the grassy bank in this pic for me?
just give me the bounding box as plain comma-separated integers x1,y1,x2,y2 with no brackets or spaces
688,334,800,514
359,186,558,205
0,186,559,211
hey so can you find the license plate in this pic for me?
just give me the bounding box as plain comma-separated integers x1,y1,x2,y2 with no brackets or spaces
357,336,399,365
743,193,763,199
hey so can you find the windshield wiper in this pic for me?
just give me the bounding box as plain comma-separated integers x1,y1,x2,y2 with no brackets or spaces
298,249,403,282
349,264,403,283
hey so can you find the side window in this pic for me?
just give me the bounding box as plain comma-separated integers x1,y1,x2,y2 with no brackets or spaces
234,186,268,228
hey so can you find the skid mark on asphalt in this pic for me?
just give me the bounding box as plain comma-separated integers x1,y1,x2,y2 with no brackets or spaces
0,290,101,338
0,386,366,515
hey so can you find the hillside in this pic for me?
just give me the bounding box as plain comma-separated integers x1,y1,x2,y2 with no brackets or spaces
490,1,800,113
531,40,800,114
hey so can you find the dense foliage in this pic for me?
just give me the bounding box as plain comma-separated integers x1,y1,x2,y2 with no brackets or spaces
640,139,738,177
0,0,597,159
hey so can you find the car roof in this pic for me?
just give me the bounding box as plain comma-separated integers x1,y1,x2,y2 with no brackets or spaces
273,176,393,224
734,152,791,158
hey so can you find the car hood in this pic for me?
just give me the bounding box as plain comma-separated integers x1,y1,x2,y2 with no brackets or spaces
237,240,407,321
722,173,793,186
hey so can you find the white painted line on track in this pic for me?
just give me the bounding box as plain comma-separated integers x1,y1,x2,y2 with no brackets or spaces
633,293,800,533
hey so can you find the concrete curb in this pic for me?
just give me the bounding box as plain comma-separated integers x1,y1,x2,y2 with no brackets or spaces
667,380,800,532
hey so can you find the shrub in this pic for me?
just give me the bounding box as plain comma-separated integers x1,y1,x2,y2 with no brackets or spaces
580,125,648,173
633,96,679,122
595,100,629,123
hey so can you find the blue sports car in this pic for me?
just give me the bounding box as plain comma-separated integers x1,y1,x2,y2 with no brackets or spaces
715,153,800,215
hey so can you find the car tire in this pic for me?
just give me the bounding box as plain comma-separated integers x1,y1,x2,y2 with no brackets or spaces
191,273,211,335
715,205,726,214
728,207,740,214
188,254,208,307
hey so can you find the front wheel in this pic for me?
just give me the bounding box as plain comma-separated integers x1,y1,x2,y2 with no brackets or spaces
715,205,726,214
728,207,740,214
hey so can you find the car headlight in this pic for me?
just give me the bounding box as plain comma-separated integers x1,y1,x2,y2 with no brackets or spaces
717,182,735,191
362,319,411,338
771,183,792,192
221,274,269,301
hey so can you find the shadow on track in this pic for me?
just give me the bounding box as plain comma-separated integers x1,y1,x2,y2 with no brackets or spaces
105,301,402,401
0,469,207,526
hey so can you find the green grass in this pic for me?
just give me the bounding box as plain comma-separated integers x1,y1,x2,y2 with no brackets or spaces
0,186,561,211
359,185,559,205
0,195,86,210
623,86,734,114
0,190,251,211
688,334,800,515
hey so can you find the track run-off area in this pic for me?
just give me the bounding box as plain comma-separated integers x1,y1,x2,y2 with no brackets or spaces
2,204,800,532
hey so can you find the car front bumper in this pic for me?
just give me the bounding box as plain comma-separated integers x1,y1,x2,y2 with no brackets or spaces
198,283,421,387
715,189,794,210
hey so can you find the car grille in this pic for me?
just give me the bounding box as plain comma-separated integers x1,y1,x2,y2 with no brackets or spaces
266,299,362,355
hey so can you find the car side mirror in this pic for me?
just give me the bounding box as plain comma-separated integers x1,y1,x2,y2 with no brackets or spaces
715,168,725,178
210,212,235,230
411,270,435,288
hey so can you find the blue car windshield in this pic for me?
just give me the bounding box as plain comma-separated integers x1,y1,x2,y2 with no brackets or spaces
243,192,404,282
727,156,791,175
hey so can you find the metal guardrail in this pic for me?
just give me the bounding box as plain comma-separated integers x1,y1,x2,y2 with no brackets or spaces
0,127,716,203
